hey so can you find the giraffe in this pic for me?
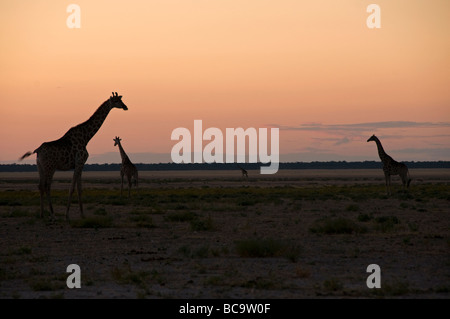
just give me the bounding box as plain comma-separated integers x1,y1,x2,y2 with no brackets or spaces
19,92,128,220
113,136,138,198
367,134,411,195
237,165,248,179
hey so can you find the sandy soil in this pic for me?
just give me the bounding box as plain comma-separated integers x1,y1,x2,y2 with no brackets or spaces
0,169,449,299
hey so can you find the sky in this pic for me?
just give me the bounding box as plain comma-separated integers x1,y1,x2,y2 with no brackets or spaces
1,0,449,164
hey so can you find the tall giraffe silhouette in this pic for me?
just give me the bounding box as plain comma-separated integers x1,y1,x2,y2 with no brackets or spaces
113,136,138,198
367,134,411,195
19,92,128,219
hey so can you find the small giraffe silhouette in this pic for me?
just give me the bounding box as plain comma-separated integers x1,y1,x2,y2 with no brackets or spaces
237,165,248,179
113,136,138,198
19,92,128,219
367,134,411,195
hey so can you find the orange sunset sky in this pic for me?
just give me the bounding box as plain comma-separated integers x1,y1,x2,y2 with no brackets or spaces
1,0,449,164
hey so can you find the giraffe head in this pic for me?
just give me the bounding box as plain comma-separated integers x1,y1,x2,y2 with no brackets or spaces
113,136,122,146
110,92,128,110
367,134,377,142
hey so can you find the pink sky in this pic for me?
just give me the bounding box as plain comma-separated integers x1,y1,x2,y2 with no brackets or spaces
1,0,449,164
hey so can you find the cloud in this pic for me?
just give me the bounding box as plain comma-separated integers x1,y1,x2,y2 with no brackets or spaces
268,121,450,132
303,147,331,153
279,152,372,162
376,134,450,140
334,137,350,145
396,147,450,160
312,136,351,145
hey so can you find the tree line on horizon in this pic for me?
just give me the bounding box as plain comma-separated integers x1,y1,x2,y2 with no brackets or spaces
1,161,449,172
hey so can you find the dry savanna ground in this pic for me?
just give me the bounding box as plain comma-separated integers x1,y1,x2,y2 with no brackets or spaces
0,169,449,299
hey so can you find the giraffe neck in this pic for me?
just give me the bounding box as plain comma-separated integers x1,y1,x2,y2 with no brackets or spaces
117,142,130,162
373,137,388,162
67,100,113,145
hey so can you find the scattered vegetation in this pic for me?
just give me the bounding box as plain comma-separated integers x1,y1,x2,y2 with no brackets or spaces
295,266,311,278
370,280,411,297
70,216,113,229
111,264,151,288
164,211,197,222
190,214,215,232
29,278,65,292
323,278,344,292
310,217,367,235
204,270,281,290
8,246,32,256
408,222,419,232
3,209,33,218
129,214,154,228
111,264,166,289
346,204,360,212
357,213,373,222
373,216,400,232
1,183,448,211
93,207,108,216
235,238,301,262
0,176,448,298
177,244,215,259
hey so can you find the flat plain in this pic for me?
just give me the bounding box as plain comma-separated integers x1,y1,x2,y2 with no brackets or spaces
0,169,449,299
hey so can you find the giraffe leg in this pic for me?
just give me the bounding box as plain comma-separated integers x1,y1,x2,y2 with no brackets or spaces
37,166,45,218
41,166,56,220
401,173,406,191
135,172,138,195
38,170,55,220
387,175,391,196
127,175,132,198
407,170,412,189
120,172,124,197
384,172,391,196
37,162,54,218
66,174,77,221
38,181,45,218
40,179,55,219
67,166,85,220
73,153,88,219
46,178,56,220
401,169,410,191
76,174,85,218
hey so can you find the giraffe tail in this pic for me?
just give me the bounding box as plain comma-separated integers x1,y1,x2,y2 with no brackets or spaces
19,151,35,161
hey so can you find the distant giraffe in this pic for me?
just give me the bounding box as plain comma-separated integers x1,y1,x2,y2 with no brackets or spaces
237,165,248,179
113,136,138,198
19,92,128,219
367,134,411,195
